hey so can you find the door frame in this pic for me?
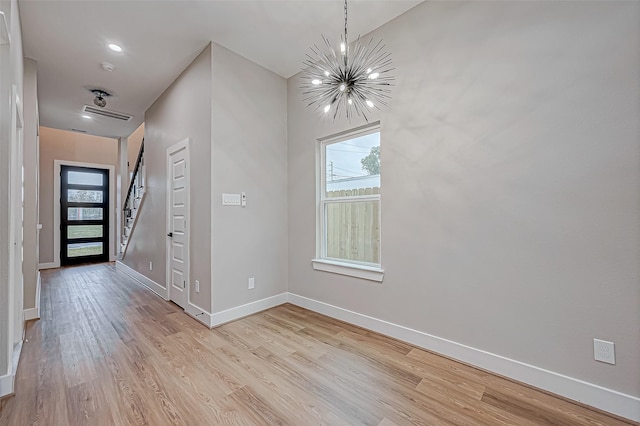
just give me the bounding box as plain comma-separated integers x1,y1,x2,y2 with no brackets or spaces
165,138,191,309
53,160,115,268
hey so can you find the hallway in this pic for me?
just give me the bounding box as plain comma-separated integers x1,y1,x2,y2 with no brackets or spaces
0,264,632,425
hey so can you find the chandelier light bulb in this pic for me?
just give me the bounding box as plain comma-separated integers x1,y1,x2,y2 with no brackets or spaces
300,0,394,121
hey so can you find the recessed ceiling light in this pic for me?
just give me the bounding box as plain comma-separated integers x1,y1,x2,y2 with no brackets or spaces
108,43,122,52
82,114,92,119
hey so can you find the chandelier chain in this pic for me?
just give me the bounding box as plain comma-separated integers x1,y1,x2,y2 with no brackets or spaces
344,0,348,49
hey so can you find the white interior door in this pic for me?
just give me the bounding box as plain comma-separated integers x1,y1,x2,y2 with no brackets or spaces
166,140,190,309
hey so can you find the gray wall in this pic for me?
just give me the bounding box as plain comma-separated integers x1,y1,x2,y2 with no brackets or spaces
124,44,212,312
287,1,640,397
210,43,288,313
38,126,118,264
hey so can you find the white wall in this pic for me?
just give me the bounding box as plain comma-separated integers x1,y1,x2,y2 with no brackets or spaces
210,43,288,314
124,45,212,312
288,0,639,404
0,0,24,390
22,58,38,311
127,123,144,174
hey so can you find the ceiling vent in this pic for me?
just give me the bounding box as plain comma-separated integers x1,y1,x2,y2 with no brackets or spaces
83,105,133,121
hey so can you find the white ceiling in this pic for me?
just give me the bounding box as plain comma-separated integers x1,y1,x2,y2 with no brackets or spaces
19,0,421,138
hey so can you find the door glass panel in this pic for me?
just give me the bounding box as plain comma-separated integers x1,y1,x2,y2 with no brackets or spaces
67,242,103,257
67,189,103,203
68,171,103,186
67,207,103,221
67,225,103,239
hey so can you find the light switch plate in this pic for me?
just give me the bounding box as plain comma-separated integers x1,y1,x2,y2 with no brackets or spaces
222,193,241,206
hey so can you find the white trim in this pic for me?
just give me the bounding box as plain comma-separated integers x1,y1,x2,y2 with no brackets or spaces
286,293,640,423
209,293,289,328
0,373,12,397
37,262,57,270
316,123,382,271
116,136,128,257
115,261,168,300
185,301,214,328
0,11,10,45
318,121,381,143
166,138,191,310
0,340,23,398
312,258,384,282
23,273,40,320
53,160,117,267
23,308,38,321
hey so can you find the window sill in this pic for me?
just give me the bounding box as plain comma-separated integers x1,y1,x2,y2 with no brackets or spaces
311,259,384,282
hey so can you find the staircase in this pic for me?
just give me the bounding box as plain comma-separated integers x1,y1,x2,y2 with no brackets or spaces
121,140,145,256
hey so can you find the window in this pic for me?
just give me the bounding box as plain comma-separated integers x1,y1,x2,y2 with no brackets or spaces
312,123,384,282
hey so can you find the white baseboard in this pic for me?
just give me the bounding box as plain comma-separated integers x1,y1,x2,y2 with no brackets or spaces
0,341,24,398
286,293,640,423
24,272,41,321
0,373,12,398
23,307,39,321
115,261,168,300
210,293,289,328
185,302,214,328
38,262,58,270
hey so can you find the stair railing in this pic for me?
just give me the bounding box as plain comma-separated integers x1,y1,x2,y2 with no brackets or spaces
121,139,145,255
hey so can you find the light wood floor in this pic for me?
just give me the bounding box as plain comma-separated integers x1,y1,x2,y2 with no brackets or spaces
0,263,634,425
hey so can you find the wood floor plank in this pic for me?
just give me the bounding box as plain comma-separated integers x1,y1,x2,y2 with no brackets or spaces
482,379,633,426
222,345,352,426
0,263,635,426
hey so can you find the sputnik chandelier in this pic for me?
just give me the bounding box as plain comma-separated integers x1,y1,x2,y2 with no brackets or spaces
301,0,394,122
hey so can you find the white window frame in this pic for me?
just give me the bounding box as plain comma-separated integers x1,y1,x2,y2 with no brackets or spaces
312,122,384,282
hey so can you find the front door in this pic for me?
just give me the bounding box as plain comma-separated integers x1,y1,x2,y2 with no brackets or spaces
60,166,109,265
167,141,189,309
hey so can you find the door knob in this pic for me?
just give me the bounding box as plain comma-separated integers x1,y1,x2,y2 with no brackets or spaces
167,232,173,237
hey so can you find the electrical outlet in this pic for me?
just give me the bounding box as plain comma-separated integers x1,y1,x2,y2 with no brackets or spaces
149,261,153,271
594,339,615,365
248,277,255,290
195,280,200,293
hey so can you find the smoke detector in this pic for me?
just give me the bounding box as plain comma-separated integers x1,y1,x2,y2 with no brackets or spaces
90,89,111,108
101,62,115,72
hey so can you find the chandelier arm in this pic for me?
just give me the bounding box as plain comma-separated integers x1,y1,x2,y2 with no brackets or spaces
300,0,394,122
